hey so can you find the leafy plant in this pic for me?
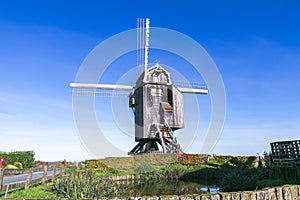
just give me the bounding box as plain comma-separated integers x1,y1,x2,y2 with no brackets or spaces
0,151,35,168
52,168,119,198
213,156,257,168
86,153,178,171
14,161,23,169
6,164,18,169
256,178,284,188
177,154,207,165
220,168,267,192
135,164,157,174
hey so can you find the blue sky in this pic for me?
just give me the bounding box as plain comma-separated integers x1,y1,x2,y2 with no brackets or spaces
0,0,300,161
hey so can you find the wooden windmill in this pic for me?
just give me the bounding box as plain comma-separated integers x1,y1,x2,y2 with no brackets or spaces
70,18,208,154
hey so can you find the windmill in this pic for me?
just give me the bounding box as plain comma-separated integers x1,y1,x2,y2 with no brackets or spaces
70,18,208,154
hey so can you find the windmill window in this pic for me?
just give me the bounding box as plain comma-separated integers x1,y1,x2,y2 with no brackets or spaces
151,87,162,96
152,74,158,82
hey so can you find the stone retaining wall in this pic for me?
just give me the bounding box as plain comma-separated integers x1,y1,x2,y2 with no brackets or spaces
127,185,300,200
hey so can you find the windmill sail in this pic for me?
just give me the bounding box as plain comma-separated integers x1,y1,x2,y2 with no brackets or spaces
71,88,130,98
70,83,132,98
136,18,150,77
172,81,208,94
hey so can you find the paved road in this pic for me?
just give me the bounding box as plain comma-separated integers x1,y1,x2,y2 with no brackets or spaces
3,169,61,185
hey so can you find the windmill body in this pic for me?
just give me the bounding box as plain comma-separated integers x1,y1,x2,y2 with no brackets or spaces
129,63,184,153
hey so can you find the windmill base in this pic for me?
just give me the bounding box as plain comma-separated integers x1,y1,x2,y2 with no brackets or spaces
128,138,182,155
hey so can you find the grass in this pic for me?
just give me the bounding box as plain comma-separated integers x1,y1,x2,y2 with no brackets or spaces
4,183,56,199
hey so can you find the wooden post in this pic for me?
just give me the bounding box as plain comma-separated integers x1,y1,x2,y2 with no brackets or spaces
59,166,64,177
52,165,57,182
41,165,48,185
0,168,5,191
25,168,33,191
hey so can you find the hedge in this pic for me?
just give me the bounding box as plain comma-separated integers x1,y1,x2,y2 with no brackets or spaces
86,154,178,170
214,155,257,168
177,154,207,165
86,154,258,169
0,151,35,168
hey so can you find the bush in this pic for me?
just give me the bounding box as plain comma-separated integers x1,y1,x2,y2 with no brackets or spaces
220,168,259,191
85,160,112,170
14,162,23,169
256,179,284,189
180,167,227,186
6,164,18,169
52,168,119,198
134,164,157,174
0,151,35,168
214,156,232,166
220,168,268,192
214,156,257,168
230,156,257,168
86,154,177,170
177,154,207,165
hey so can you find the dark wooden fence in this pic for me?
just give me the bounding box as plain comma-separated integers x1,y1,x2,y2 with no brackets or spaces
0,166,61,192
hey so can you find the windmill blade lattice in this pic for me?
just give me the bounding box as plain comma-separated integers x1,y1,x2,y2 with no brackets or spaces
72,88,131,98
172,80,208,90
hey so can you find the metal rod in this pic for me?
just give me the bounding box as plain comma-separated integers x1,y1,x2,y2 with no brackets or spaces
4,184,9,198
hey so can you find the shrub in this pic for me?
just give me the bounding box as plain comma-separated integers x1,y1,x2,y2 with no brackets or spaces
52,168,119,198
214,156,257,168
85,160,112,170
134,164,157,174
177,154,207,165
256,178,284,189
220,168,268,192
230,156,257,168
14,162,23,169
86,154,177,170
220,168,259,191
6,164,18,169
0,151,35,168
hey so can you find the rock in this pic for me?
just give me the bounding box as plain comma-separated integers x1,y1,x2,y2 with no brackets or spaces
276,187,284,200
219,193,231,200
257,190,271,200
144,197,159,200
241,191,256,200
289,186,299,200
160,195,180,200
179,196,194,200
268,188,277,200
194,196,201,200
231,192,241,200
282,186,292,200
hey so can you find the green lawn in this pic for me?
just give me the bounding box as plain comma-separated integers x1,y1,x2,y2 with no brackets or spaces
4,183,56,199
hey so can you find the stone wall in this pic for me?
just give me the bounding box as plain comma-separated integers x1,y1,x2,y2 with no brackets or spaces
128,185,299,200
